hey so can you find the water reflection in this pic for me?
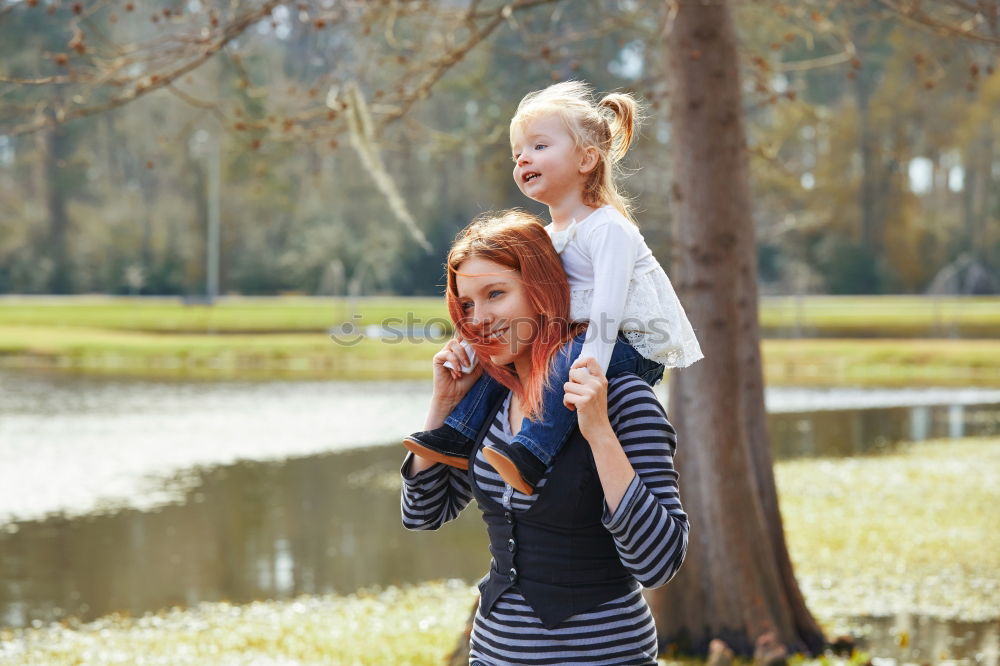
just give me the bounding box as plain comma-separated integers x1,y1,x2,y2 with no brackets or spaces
1,370,999,661
769,402,999,459
1,398,998,630
0,447,486,627
845,613,999,666
0,370,431,523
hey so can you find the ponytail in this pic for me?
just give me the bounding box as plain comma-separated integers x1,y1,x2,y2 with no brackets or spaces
599,93,638,165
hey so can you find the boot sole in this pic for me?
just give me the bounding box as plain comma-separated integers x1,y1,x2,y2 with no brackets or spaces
482,447,535,495
402,438,470,470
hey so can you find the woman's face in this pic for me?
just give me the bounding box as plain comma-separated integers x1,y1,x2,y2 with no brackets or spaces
454,256,540,368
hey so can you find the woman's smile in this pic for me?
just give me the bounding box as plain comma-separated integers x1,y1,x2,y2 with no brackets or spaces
454,256,541,370
486,326,509,341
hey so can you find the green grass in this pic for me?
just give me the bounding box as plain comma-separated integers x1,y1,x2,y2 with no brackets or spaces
777,437,1000,625
1,296,999,383
0,325,438,380
3,437,995,664
760,296,1000,337
0,580,480,666
1,325,998,385
761,338,1000,386
1,295,998,335
0,296,448,333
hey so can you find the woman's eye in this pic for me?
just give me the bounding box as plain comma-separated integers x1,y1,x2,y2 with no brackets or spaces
488,290,503,299
460,301,473,311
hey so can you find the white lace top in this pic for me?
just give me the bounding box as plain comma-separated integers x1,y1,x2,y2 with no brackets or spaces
546,206,703,371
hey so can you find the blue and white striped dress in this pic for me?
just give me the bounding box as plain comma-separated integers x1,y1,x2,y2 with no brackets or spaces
401,375,689,665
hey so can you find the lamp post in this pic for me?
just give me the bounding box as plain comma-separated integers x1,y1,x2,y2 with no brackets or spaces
190,129,221,304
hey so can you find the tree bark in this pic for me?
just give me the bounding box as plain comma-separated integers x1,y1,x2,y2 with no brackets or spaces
846,11,893,259
38,111,73,294
854,69,881,252
652,1,825,657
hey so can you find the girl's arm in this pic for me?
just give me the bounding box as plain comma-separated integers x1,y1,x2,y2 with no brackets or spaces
577,214,640,372
564,361,689,587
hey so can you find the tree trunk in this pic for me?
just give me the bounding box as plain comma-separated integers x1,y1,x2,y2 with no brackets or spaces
652,1,825,657
38,113,73,294
962,144,979,253
846,11,893,259
854,73,881,252
966,128,993,252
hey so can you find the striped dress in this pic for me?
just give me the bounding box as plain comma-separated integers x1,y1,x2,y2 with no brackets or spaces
401,375,689,665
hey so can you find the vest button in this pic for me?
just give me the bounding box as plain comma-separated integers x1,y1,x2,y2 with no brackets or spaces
509,567,517,583
504,511,513,523
507,538,515,552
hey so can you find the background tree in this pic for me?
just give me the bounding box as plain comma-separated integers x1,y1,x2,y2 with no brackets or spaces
3,0,998,297
653,1,825,655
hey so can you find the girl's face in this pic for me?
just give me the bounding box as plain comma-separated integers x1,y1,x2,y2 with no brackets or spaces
454,256,540,368
511,114,590,207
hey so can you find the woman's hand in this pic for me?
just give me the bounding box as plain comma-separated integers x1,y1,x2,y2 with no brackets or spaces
563,356,613,443
430,337,483,416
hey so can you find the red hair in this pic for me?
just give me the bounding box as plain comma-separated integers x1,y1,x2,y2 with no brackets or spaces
446,210,583,421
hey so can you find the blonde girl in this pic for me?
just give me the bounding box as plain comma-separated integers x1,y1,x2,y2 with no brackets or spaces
404,81,702,494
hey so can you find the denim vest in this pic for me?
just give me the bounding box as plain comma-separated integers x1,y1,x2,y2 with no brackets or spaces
469,395,636,629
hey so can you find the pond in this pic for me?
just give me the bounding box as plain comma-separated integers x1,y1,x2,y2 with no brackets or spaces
1,370,998,660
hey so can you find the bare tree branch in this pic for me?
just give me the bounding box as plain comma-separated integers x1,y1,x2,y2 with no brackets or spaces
377,0,562,130
875,0,1000,45
4,0,285,136
166,83,227,122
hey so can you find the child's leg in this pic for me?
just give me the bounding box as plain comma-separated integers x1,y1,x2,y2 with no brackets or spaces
606,334,665,387
510,333,663,466
443,372,505,440
485,334,666,493
507,334,584,467
402,372,505,470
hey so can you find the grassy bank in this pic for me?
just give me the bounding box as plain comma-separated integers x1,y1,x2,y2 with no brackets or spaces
777,437,1000,624
759,295,1000,337
0,580,479,666
760,338,1000,386
1,324,998,385
1,437,996,664
0,325,438,380
0,296,447,334
1,295,999,337
1,296,999,384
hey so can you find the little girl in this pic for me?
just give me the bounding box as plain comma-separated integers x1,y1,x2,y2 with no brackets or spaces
404,81,702,494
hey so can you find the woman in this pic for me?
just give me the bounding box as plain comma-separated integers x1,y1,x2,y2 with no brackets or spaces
401,210,689,665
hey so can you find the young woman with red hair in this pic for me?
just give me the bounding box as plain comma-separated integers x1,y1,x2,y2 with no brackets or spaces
401,210,689,664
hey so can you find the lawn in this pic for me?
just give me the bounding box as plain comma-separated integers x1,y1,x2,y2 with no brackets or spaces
1,296,999,384
0,295,997,336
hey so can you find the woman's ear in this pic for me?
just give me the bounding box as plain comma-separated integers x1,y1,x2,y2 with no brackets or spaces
578,146,599,175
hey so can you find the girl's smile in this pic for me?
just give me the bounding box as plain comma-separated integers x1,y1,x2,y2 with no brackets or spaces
511,115,584,204
510,113,600,227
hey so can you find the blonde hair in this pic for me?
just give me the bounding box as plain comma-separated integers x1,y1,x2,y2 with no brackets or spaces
510,80,641,223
